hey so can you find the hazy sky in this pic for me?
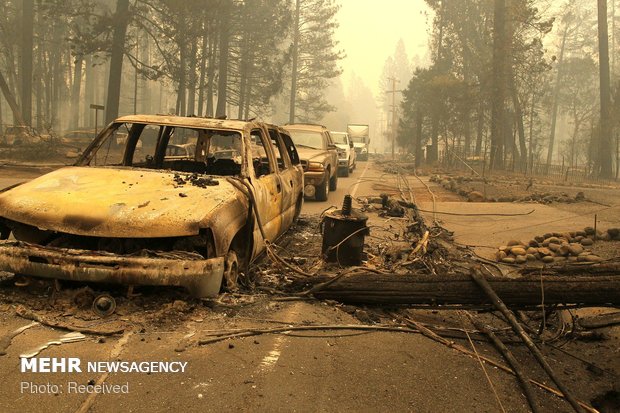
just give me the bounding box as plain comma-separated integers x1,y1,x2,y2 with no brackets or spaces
334,0,433,98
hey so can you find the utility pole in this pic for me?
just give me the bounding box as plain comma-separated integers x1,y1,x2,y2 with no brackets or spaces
386,77,400,160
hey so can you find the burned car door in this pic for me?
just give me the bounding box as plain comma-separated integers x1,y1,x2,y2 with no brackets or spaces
268,127,303,225
248,128,284,244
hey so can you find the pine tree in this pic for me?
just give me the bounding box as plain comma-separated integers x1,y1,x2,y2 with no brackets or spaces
288,0,343,122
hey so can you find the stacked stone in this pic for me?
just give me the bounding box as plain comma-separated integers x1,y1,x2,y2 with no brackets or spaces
496,227,620,265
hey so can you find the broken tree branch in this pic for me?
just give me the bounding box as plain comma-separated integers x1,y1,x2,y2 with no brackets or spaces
197,324,421,345
465,311,542,413
470,269,583,413
396,314,597,413
15,305,125,336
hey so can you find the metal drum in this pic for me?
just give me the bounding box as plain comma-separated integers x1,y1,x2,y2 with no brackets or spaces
321,195,369,265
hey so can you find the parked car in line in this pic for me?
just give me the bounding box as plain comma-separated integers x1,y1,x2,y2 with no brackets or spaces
60,129,97,147
0,115,304,297
283,123,338,201
330,131,356,177
347,124,370,161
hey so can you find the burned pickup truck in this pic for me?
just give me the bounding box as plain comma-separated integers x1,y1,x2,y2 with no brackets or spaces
0,115,304,297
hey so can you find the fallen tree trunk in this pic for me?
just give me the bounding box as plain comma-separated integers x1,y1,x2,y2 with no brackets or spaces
309,273,620,307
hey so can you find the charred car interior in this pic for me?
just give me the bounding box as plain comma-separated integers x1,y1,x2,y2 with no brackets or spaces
0,115,304,298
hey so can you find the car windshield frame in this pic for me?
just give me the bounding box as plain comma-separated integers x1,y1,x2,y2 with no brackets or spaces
76,121,246,178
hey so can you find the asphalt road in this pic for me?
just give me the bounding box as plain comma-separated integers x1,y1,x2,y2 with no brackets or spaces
300,160,374,216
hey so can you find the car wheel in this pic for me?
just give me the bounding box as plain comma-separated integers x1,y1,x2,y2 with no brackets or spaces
315,172,329,201
293,194,303,223
329,170,338,191
222,250,240,291
342,162,350,177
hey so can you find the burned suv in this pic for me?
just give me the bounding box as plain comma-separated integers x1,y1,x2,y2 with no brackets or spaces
284,123,338,201
0,115,303,297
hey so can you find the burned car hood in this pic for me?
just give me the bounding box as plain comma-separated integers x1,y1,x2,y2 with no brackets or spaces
296,147,327,162
0,166,239,238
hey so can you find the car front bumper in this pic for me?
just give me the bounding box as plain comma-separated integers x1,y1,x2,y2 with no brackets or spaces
0,240,225,297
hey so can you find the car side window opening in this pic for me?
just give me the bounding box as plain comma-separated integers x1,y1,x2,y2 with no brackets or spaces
250,129,275,178
279,133,300,166
325,132,335,146
268,129,291,171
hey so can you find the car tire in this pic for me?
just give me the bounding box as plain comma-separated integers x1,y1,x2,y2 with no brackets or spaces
342,162,350,177
222,250,240,291
293,194,303,223
315,172,329,201
329,170,338,191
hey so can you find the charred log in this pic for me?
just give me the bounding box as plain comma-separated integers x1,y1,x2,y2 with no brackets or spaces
306,272,620,307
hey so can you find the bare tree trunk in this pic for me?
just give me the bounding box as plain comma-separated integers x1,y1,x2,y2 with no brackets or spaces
176,17,187,116
528,90,536,172
187,38,198,116
35,42,43,130
70,56,83,129
238,32,249,119
244,90,250,119
0,71,24,126
415,108,423,166
215,2,231,118
21,0,34,126
509,72,527,171
133,33,138,115
490,0,506,170
597,0,614,178
206,31,216,117
82,55,92,126
197,22,208,117
570,116,581,168
43,49,52,128
429,113,439,163
104,0,130,125
288,0,300,123
475,100,484,156
141,34,151,114
547,25,568,167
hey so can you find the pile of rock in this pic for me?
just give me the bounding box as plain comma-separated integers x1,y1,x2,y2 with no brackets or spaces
430,174,586,204
496,227,620,265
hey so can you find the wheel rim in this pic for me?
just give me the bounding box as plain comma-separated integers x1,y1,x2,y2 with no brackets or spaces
325,173,330,198
224,250,239,290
